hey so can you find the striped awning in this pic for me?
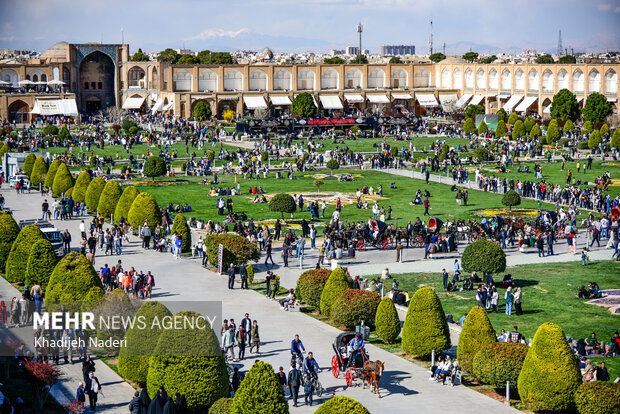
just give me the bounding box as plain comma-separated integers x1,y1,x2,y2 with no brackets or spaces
270,96,292,106
243,96,268,109
319,95,343,109
367,95,390,104
515,96,537,112
344,94,364,103
502,95,524,112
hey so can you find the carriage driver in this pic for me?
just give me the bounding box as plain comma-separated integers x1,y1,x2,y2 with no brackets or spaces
348,333,366,362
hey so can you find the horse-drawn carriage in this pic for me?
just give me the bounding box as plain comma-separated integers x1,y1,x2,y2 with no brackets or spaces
331,332,385,396
353,220,394,251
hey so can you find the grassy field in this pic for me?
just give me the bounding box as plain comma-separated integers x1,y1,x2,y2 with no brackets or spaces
134,169,551,226
295,136,472,153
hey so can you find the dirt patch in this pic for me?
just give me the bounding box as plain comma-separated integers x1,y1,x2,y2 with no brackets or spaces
439,292,470,300
532,285,549,293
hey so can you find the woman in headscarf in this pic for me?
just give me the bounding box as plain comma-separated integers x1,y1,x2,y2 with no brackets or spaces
147,387,167,414
162,396,176,414
138,388,151,414
174,393,187,414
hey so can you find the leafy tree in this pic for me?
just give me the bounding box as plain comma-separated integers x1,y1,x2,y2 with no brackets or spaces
72,171,91,204
465,104,485,119
30,156,48,188
477,120,488,135
457,306,497,373
42,125,59,136
204,233,259,270
143,156,167,178
114,185,139,224
496,108,507,123
128,192,162,231
0,211,20,272
535,54,555,64
231,361,288,414
512,120,526,140
295,269,331,307
473,147,489,162
320,268,353,316
157,48,179,63
210,398,233,414
177,54,199,64
550,89,580,121
291,92,317,118
473,342,528,389
429,53,446,63
518,322,581,412
501,190,521,210
611,129,620,149
463,118,476,135
131,48,149,62
314,179,324,193
323,56,345,64
24,239,58,290
389,56,403,64
197,51,234,64
23,360,60,411
462,239,506,274
479,55,497,64
314,396,370,414
326,159,340,174
170,213,191,253
563,119,574,132
45,252,105,303
495,120,508,138
402,287,451,359
97,181,122,218
268,193,296,219
193,101,212,121
375,297,401,344
530,123,542,138
558,55,576,64
462,51,479,62
523,116,535,133
44,159,60,189
574,382,620,414
85,176,106,212
588,130,602,149
121,117,137,133
507,112,519,125
23,153,36,178
261,151,269,163
582,92,613,124
51,163,74,196
58,125,70,142
0,143,10,166
350,54,368,64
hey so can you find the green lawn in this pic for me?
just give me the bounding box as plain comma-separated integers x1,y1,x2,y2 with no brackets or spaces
294,135,472,154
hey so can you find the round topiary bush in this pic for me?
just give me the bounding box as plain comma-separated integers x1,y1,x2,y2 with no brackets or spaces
118,301,173,385
375,297,401,344
574,382,620,414
457,306,497,374
231,361,288,414
295,268,331,307
143,156,167,179
473,342,528,389
22,153,36,178
461,239,506,275
97,181,122,219
30,156,48,189
314,396,370,414
44,159,61,189
204,234,260,271
319,268,353,316
517,322,581,413
501,190,521,210
326,159,340,173
210,397,233,414
0,211,20,272
114,185,139,224
45,252,105,304
147,311,228,411
72,171,92,204
51,163,74,196
85,177,106,212
5,224,45,284
24,239,58,291
268,193,296,219
401,287,451,359
128,192,162,231
170,213,191,253
331,289,381,329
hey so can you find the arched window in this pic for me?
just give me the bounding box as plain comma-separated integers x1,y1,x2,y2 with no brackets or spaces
515,69,525,91
273,69,291,90
128,66,146,87
453,68,462,89
41,73,47,82
441,68,451,88
542,69,554,92
28,69,45,84
297,69,315,90
62,67,71,85
368,68,385,88
321,68,339,90
391,68,407,88
224,69,243,91
172,69,192,91
249,69,267,91
476,69,486,89
528,69,539,91
32,74,39,83
573,69,584,93
557,69,569,89
151,67,159,89
199,69,218,92
464,68,473,89
501,69,511,91
414,68,431,87
0,69,19,86
488,69,498,90
344,68,362,89
588,69,601,93
605,69,618,94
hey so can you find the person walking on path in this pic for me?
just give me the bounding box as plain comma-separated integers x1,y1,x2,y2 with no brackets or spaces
287,362,303,407
41,199,49,220
423,197,430,216
227,264,236,289
222,326,235,360
250,320,261,353
241,313,252,345
264,239,275,267
282,244,290,267
236,325,247,361
239,265,248,289
86,371,101,411
141,222,151,249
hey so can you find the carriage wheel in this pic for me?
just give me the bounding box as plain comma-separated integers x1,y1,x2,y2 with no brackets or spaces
356,240,365,251
345,368,353,387
331,355,340,378
382,238,394,250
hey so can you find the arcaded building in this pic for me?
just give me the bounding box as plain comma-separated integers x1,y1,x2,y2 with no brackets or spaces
0,42,618,124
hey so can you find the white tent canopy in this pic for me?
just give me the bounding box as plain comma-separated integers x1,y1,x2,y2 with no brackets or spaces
151,98,164,113
319,95,343,109
543,104,552,114
270,96,292,106
162,101,174,112
122,96,145,110
439,94,458,110
366,94,390,104
502,95,524,112
31,99,78,116
455,93,472,108
515,96,537,112
243,96,267,109
469,95,485,106
344,94,364,103
391,93,413,100
416,93,438,107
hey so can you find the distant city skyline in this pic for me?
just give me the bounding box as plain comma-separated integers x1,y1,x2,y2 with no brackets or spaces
1,0,620,55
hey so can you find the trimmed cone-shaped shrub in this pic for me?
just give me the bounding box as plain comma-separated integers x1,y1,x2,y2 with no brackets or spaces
22,153,36,178
246,263,254,284
51,163,74,196
128,192,162,231
205,233,260,270
473,342,528,389
574,382,620,414
375,297,401,344
97,181,122,218
314,396,370,414
331,289,381,329
401,287,451,359
0,211,20,272
72,171,92,204
44,159,61,189
65,187,74,199
518,322,581,413
24,239,58,291
30,156,48,189
85,176,106,212
319,268,353,316
147,311,228,411
5,224,45,283
231,361,288,414
118,301,172,385
114,185,139,224
295,268,331,307
45,252,105,303
210,398,233,414
457,306,497,374
170,213,191,253
462,239,506,275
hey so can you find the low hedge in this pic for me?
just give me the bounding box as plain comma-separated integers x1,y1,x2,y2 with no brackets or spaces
574,382,620,414
462,239,506,275
319,268,353,316
314,396,370,414
295,268,331,307
205,233,260,270
473,342,528,389
331,289,381,329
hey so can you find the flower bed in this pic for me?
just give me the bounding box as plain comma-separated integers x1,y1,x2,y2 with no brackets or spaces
473,208,538,217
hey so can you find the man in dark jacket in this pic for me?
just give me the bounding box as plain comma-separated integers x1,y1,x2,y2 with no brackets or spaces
287,362,303,407
227,264,236,289
239,265,248,289
129,391,141,414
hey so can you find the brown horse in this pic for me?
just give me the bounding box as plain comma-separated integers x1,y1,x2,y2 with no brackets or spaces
362,360,385,398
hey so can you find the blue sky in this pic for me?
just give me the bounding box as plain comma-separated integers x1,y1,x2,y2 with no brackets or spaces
1,0,619,54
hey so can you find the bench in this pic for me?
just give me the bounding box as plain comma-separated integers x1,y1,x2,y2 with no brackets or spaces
519,246,538,253
288,301,301,312
428,251,460,259
326,257,358,270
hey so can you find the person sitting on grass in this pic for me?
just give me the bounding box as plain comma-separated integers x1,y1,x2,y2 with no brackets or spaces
587,282,601,299
577,285,589,299
585,332,601,355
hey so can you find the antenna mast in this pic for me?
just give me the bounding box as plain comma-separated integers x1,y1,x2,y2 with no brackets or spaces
357,22,363,56
429,19,434,55
557,30,563,56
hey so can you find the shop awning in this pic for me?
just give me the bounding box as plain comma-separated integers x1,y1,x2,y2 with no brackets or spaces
122,96,145,110
607,98,617,103
243,96,267,109
319,95,343,109
270,96,292,106
367,94,390,104
416,93,438,107
151,98,164,113
497,93,511,99
391,93,413,100
344,94,364,103
455,93,472,108
439,94,458,110
515,96,537,112
469,95,485,106
31,99,78,116
577,97,584,103
543,104,552,114
502,95,524,112
162,101,175,112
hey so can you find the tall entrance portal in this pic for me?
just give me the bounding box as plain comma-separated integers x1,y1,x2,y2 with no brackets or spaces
78,51,116,114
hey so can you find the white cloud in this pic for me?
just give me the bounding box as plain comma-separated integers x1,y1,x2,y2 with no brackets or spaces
597,3,612,10
187,28,249,41
0,36,15,41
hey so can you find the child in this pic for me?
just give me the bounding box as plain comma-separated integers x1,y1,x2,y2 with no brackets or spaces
303,374,314,406
581,248,589,266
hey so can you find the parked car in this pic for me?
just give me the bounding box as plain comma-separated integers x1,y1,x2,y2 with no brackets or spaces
8,174,30,189
18,220,64,256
